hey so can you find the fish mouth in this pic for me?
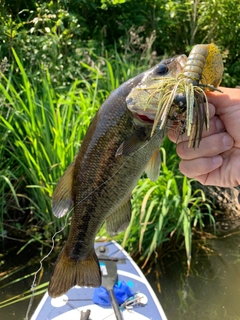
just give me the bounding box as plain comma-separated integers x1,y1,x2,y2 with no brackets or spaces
133,112,155,125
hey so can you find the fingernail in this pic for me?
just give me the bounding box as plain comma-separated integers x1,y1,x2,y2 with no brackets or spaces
223,134,233,147
216,118,224,132
212,155,222,166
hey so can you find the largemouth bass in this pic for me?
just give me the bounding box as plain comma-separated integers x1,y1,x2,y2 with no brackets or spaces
48,55,186,298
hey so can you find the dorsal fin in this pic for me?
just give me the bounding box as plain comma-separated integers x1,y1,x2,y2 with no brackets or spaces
52,161,75,218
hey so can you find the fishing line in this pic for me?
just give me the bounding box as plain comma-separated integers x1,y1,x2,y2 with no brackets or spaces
24,210,71,320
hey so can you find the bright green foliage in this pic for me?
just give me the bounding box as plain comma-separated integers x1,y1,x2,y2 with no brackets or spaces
0,0,239,85
121,147,214,269
0,49,104,238
0,0,238,270
197,0,240,87
101,0,127,9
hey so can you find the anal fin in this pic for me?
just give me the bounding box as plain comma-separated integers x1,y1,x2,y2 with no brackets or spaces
106,197,132,235
145,148,161,182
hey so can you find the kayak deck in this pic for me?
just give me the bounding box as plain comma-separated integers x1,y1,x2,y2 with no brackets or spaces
31,241,167,320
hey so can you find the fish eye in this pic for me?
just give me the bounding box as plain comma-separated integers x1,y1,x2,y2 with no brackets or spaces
155,64,169,75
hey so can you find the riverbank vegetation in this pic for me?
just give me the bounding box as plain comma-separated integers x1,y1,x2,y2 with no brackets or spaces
0,0,240,308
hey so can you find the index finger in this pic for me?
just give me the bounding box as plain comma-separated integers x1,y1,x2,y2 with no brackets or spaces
206,87,240,114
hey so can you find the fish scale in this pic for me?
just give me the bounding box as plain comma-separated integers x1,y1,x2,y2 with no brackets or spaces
48,56,186,298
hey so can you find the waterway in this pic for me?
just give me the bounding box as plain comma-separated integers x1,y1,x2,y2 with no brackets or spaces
151,230,240,320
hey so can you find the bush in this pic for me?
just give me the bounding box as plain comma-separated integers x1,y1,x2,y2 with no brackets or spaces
0,0,239,86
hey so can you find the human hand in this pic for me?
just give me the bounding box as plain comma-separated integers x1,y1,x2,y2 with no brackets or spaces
168,87,240,187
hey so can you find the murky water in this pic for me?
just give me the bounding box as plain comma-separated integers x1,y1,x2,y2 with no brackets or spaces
0,241,51,320
1,230,240,320
148,230,240,320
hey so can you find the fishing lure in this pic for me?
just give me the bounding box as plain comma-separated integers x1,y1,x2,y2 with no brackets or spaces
176,43,223,147
127,43,224,148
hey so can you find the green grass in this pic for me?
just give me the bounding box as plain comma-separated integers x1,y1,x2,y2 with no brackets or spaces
0,51,98,237
121,143,214,271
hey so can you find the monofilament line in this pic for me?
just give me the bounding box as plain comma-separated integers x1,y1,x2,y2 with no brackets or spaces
24,210,71,320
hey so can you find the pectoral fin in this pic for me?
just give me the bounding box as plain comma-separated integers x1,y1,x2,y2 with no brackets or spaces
116,127,148,156
145,149,161,182
106,197,132,235
52,161,75,218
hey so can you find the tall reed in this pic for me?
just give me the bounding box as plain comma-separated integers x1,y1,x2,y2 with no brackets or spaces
0,49,150,240
122,140,214,270
0,50,103,238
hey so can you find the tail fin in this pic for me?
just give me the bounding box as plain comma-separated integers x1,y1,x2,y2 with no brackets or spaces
48,248,101,298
